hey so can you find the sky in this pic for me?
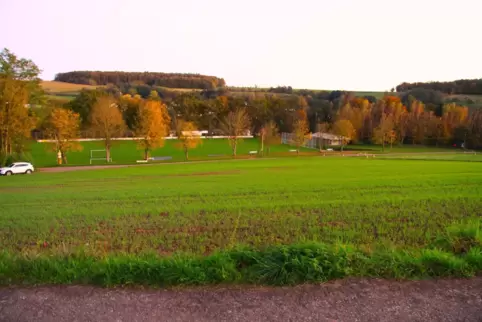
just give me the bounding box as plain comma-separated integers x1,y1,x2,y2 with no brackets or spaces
1,0,481,91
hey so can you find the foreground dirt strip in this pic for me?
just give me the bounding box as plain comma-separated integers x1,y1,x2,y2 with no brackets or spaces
1,278,481,322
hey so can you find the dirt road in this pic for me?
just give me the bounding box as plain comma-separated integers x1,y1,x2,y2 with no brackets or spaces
1,278,481,322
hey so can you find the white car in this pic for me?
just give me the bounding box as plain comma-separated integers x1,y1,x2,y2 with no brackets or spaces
0,162,35,176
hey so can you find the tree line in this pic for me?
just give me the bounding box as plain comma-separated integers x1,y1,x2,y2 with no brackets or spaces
54,71,226,90
396,79,482,95
2,48,482,166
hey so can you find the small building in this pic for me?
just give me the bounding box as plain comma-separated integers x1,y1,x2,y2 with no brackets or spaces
310,132,347,146
281,132,349,149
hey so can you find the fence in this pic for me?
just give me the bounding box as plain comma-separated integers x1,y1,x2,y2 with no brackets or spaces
37,135,253,143
281,132,318,149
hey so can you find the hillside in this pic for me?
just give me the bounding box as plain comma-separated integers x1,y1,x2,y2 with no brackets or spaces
54,71,226,90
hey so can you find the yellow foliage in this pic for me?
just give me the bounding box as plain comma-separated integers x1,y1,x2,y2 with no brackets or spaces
291,118,309,153
44,108,82,163
134,100,171,160
0,78,35,154
176,120,202,160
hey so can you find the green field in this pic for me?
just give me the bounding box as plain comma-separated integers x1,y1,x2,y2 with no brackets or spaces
30,138,316,167
1,156,481,286
29,138,467,168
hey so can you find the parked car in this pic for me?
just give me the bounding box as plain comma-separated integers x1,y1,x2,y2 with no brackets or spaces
0,162,35,176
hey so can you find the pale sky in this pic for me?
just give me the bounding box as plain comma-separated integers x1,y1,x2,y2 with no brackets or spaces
1,0,480,91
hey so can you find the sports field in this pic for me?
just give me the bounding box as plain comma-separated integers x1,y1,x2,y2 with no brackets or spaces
29,138,465,167
29,138,314,167
1,156,481,286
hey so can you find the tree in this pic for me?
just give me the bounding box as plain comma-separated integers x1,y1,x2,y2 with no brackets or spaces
119,93,142,131
68,88,107,127
135,99,171,160
89,96,125,162
260,120,279,155
441,103,468,143
0,48,40,156
221,108,250,157
43,108,82,164
175,120,202,160
316,122,330,151
372,114,395,151
290,119,309,154
408,100,427,144
466,109,482,149
332,119,355,151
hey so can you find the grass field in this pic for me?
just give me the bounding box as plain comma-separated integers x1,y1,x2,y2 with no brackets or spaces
1,156,481,286
41,81,99,93
29,138,315,167
28,138,466,168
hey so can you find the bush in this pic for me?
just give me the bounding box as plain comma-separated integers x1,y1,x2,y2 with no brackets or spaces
0,152,34,167
431,220,482,254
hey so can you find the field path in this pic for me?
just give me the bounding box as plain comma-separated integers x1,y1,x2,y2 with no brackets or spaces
1,277,481,322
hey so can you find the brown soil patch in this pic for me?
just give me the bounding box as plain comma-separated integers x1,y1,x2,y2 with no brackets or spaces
1,277,481,321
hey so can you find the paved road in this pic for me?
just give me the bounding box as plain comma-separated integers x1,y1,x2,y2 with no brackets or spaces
1,278,481,322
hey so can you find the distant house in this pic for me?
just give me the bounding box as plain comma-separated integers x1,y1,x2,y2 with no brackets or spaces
281,132,349,149
311,132,348,146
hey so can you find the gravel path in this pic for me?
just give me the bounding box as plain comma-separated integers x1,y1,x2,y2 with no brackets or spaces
1,277,481,322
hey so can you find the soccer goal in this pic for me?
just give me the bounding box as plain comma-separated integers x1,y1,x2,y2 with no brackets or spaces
90,149,112,164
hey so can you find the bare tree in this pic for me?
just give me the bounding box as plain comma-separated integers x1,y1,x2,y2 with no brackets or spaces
291,119,309,154
221,108,250,157
260,120,279,156
90,96,125,162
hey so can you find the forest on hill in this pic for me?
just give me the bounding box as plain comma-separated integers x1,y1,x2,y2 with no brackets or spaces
54,71,226,90
396,79,482,95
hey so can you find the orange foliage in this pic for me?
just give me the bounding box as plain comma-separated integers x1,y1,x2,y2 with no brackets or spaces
90,96,125,161
176,120,202,160
134,100,171,160
44,108,82,164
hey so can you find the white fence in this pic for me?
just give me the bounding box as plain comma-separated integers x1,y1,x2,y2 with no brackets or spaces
37,135,254,143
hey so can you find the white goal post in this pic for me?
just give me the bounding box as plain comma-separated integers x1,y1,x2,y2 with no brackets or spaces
90,149,112,164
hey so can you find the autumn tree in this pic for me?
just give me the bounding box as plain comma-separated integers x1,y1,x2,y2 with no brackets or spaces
408,100,427,144
441,103,468,143
68,88,107,127
332,119,355,151
135,99,171,160
290,119,309,154
89,96,125,162
175,120,202,160
0,48,39,156
43,108,82,164
316,122,330,151
221,108,250,157
372,114,395,151
466,109,482,149
119,93,142,131
260,120,279,155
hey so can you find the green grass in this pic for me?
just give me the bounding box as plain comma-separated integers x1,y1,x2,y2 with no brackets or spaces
28,138,466,168
0,157,482,285
344,144,460,153
29,138,314,167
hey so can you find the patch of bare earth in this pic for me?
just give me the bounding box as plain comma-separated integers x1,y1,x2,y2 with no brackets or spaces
1,277,481,322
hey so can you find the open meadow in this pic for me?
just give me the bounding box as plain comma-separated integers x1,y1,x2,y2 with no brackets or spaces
1,155,482,286
29,138,315,167
28,138,465,167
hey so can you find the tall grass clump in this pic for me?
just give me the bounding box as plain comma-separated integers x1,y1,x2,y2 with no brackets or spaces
1,240,481,287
